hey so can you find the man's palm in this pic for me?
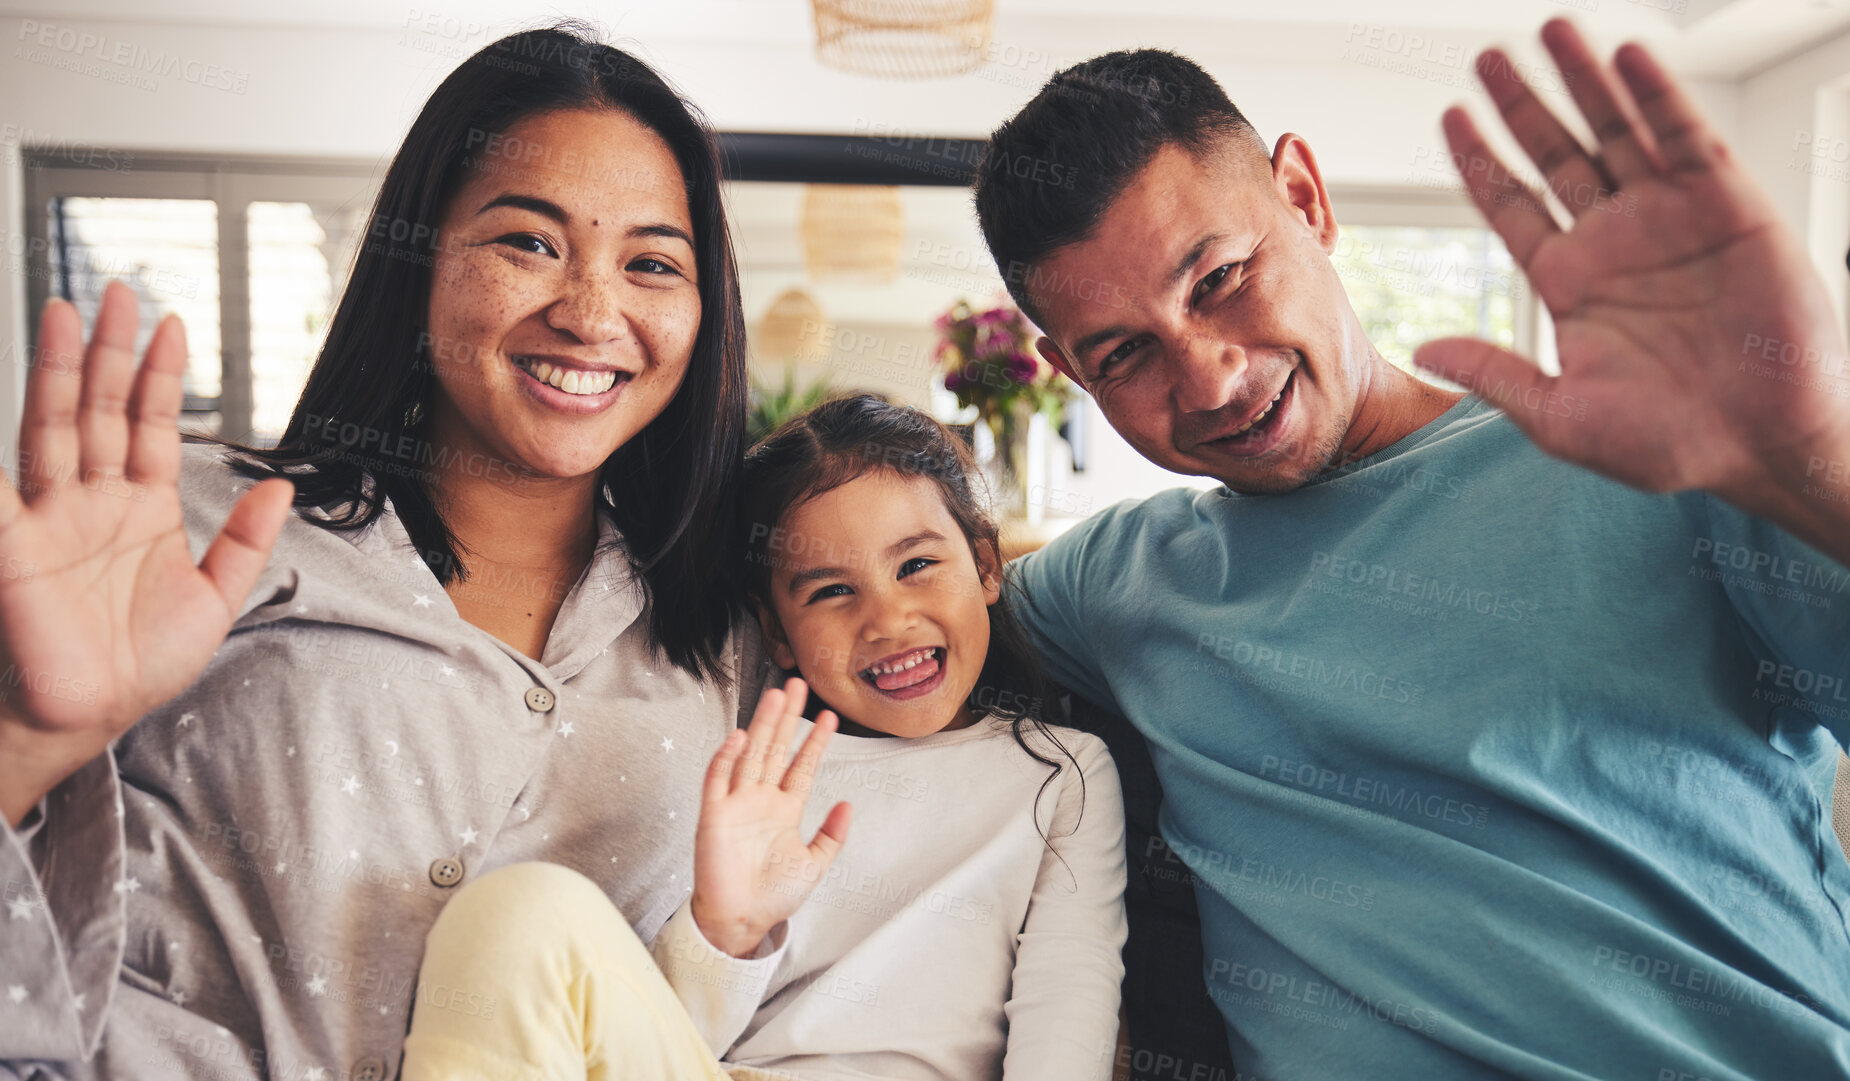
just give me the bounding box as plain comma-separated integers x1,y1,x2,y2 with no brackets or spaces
1414,19,1850,497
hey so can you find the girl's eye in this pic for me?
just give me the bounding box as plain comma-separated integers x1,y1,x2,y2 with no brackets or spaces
498,233,557,257
629,256,682,277
898,557,936,578
807,583,851,604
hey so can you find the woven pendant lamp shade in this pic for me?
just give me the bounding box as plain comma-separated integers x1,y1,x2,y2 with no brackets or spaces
810,0,996,79
801,184,905,282
756,288,835,364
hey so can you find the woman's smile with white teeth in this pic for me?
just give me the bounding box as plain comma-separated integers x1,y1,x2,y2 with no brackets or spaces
514,356,620,396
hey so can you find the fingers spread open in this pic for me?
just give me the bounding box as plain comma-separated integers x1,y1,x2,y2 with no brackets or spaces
783,710,838,798
198,477,296,620
807,801,852,867
77,282,145,490
1442,107,1559,268
1614,42,1720,178
125,313,187,489
22,298,86,501
1412,338,1556,441
1477,47,1611,220
1543,18,1659,185
764,678,805,785
704,729,745,804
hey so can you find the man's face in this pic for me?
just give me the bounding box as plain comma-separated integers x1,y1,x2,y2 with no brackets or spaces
1031,137,1375,494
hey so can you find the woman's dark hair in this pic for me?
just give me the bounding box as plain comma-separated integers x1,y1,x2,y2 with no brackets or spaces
973,48,1268,327
740,394,1082,833
200,23,748,683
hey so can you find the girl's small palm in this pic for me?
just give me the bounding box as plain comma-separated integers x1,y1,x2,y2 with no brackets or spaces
691,678,851,958
0,282,293,824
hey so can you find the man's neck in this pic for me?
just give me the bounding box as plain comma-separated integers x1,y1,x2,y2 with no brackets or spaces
1328,355,1467,473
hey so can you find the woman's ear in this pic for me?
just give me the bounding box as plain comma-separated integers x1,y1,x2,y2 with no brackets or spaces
974,536,1004,607
754,599,799,671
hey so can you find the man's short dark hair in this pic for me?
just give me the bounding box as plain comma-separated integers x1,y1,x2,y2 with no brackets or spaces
972,49,1268,328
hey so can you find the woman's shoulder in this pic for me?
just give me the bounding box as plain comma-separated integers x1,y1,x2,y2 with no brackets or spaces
177,441,377,555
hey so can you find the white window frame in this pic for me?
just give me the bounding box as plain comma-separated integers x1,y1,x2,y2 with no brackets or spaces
22,152,380,441
1328,183,1551,373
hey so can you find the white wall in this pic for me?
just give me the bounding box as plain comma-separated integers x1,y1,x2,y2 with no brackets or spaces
1737,25,1850,331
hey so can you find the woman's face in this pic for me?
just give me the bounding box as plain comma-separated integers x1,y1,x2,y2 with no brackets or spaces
423,107,700,482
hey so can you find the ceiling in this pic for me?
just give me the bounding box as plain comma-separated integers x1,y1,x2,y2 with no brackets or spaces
8,0,1850,81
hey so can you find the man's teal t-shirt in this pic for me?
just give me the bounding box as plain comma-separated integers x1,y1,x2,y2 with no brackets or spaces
1010,395,1850,1080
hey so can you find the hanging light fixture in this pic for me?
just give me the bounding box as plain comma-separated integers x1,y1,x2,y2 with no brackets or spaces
800,184,905,282
810,0,996,80
755,288,835,364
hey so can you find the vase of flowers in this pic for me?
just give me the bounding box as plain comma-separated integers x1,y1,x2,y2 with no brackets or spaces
935,299,1068,519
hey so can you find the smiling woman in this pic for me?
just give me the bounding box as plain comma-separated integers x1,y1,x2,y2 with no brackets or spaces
0,22,764,1081
211,27,749,673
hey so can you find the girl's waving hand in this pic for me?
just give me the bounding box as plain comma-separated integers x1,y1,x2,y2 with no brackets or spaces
691,677,853,958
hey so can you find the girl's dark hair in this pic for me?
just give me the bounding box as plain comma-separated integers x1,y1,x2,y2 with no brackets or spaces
200,23,748,683
741,394,1082,833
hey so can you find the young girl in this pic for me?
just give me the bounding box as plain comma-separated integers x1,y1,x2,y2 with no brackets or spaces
399,395,1125,1081
658,394,1128,1079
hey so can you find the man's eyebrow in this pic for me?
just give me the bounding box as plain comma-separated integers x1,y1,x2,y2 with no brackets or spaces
1073,323,1132,364
476,193,568,222
782,530,948,595
1167,231,1226,288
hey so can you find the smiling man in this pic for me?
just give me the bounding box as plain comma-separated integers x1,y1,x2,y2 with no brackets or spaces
983,19,1850,1081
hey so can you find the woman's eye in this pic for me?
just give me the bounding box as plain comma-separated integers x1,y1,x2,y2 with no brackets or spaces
498,233,557,257
898,557,936,578
629,256,682,276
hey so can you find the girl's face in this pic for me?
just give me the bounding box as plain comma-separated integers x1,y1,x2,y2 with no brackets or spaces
759,470,1002,739
423,107,701,481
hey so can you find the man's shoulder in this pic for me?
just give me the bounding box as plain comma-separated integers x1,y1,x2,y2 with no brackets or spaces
1040,485,1217,560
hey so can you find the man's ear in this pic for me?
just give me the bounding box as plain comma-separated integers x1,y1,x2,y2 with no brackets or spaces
753,599,798,671
1270,133,1339,254
1036,335,1083,388
974,535,1004,608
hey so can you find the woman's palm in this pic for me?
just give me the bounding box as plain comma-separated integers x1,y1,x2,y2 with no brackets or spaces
0,282,292,820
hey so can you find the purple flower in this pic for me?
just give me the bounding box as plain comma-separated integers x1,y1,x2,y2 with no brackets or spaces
1006,352,1038,384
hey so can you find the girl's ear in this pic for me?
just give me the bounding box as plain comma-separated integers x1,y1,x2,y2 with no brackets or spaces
754,599,799,671
974,536,1004,607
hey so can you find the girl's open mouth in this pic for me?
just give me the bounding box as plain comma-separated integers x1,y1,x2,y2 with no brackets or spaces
860,646,947,701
